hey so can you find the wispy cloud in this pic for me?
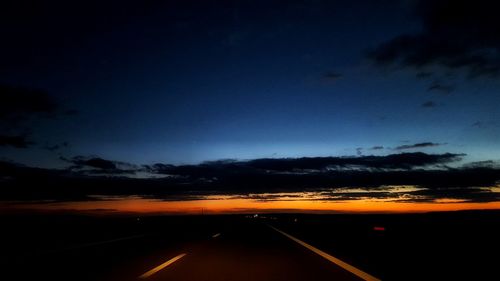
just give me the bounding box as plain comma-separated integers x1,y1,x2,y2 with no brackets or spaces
395,142,444,150
427,81,455,94
323,71,343,81
421,101,438,108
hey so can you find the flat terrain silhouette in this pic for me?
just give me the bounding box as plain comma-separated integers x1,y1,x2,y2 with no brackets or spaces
1,211,499,281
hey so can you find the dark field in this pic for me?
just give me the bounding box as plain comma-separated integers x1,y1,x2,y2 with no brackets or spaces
1,211,499,281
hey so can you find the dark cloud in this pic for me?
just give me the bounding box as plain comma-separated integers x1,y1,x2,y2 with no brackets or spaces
472,121,483,128
61,156,139,175
427,81,454,94
69,157,117,170
370,146,384,150
399,187,500,203
0,84,58,125
421,101,437,108
368,0,500,78
323,72,343,81
148,153,463,176
0,135,33,148
1,153,500,204
43,142,69,152
470,120,499,129
416,71,433,79
0,84,76,148
395,142,443,150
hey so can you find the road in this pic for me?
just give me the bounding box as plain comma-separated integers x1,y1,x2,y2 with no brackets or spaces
4,220,378,281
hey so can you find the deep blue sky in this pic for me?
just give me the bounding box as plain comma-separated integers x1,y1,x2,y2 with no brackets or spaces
1,0,500,167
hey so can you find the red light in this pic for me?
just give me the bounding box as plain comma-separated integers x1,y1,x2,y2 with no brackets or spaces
373,226,385,231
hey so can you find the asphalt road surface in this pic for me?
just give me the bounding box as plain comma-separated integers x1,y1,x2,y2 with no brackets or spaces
4,219,377,281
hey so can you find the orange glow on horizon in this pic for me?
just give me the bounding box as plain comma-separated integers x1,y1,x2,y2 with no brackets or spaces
5,196,500,214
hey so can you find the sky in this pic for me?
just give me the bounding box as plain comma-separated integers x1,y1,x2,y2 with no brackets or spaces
1,0,500,213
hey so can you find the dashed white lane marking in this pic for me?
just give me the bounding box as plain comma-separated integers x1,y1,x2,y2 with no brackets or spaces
138,253,187,279
212,233,221,238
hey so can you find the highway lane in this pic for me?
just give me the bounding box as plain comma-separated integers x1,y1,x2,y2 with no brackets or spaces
3,218,376,281
3,217,222,281
140,221,369,281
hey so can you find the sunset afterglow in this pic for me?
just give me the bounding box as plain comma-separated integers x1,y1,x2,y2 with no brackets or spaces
2,1,500,280
6,185,500,214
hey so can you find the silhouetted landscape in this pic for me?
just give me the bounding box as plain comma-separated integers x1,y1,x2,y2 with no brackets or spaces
2,0,500,280
1,211,499,281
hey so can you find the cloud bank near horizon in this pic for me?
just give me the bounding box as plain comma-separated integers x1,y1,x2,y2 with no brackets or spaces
1,152,500,205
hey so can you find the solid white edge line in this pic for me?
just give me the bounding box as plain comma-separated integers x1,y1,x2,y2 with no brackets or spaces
138,253,187,279
270,226,381,281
